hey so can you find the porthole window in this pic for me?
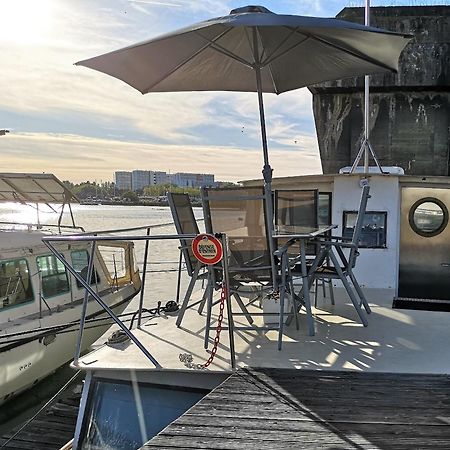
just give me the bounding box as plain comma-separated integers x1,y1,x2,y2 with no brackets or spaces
409,197,448,237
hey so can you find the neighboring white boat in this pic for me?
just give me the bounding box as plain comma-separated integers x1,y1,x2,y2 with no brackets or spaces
0,173,141,405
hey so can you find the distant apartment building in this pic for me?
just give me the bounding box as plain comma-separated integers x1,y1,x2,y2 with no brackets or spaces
152,171,168,185
114,170,213,191
131,170,151,191
114,171,132,191
170,172,215,188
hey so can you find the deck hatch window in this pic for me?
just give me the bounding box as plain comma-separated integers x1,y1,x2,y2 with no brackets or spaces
80,379,207,449
0,258,34,308
343,211,387,248
71,250,100,288
409,198,448,237
36,255,70,298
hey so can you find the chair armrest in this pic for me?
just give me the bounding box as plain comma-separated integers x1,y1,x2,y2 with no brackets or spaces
274,238,298,257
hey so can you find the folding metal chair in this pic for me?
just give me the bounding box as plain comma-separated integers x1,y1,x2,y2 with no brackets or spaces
167,192,213,327
311,185,372,325
202,186,297,350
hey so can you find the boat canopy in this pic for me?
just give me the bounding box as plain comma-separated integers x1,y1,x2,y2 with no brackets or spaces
0,173,78,204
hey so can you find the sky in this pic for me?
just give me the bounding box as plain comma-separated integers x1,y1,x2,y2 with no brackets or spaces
0,0,439,183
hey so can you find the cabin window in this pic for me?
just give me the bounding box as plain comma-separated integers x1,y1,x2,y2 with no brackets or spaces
318,192,332,226
71,250,100,288
0,258,34,309
36,255,70,298
98,245,127,279
343,211,387,248
409,197,448,237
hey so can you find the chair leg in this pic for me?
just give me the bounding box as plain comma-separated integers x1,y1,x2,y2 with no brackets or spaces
233,292,254,325
314,279,319,307
277,252,289,350
300,240,315,336
197,279,211,314
328,280,335,305
176,263,201,328
287,267,299,330
348,270,371,314
328,250,368,327
203,281,214,349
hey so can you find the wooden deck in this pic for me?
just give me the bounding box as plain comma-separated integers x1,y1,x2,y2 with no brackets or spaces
0,390,80,450
143,368,450,449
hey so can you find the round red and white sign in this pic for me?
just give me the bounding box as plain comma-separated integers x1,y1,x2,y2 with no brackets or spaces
191,233,223,265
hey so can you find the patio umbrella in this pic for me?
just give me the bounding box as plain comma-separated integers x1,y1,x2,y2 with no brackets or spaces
76,5,412,283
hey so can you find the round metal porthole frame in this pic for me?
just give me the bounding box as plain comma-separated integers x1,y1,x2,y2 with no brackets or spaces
408,197,449,238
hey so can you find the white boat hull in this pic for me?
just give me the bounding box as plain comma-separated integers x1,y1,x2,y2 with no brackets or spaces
0,283,137,404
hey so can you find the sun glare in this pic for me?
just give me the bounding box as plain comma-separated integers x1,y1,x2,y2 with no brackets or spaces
0,0,54,44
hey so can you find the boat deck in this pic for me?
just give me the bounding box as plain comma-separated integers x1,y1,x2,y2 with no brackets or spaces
78,287,450,375
142,368,450,449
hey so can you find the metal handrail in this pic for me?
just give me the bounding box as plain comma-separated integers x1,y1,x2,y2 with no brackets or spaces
42,233,199,369
70,221,177,236
0,221,85,233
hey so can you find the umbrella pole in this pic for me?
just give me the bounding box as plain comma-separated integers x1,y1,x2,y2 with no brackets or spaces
255,64,277,289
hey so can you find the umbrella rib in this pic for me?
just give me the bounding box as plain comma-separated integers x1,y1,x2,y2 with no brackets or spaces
253,27,279,94
142,28,234,93
201,32,254,68
293,28,397,72
260,27,308,67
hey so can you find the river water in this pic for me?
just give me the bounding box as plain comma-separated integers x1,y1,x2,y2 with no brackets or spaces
0,203,204,434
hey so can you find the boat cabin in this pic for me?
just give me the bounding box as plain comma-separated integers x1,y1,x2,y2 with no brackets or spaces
244,168,450,306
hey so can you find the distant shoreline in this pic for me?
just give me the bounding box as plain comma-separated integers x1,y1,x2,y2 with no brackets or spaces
80,200,202,207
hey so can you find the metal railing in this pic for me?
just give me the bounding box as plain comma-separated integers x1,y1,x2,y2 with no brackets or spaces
41,230,235,369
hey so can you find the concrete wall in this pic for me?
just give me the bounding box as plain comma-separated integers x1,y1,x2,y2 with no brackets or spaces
311,6,450,176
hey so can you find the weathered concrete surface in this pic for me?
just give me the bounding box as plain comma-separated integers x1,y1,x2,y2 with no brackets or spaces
311,7,450,175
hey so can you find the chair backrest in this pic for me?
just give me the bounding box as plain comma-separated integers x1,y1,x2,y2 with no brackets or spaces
201,186,273,280
349,184,371,267
275,189,319,257
167,192,200,277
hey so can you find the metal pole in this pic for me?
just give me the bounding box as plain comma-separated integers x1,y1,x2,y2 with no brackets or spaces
364,0,371,173
221,234,235,369
73,240,96,366
253,28,277,289
175,249,183,304
137,227,151,328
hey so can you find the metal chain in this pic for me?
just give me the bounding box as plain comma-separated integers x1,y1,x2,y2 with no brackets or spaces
179,283,227,370
203,283,227,368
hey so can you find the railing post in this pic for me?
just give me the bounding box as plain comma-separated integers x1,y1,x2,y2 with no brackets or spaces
38,270,42,319
175,249,183,304
73,240,96,366
220,233,236,369
137,227,151,329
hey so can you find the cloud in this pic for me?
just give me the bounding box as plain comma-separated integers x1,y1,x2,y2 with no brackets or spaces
0,0,326,183
1,132,322,183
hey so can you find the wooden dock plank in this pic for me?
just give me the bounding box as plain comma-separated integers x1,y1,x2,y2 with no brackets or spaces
0,392,80,450
142,368,450,449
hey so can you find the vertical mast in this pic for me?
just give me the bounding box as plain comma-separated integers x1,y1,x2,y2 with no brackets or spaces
350,0,384,174
363,0,370,173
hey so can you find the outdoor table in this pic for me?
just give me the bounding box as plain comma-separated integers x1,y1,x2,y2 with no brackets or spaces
273,225,337,336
